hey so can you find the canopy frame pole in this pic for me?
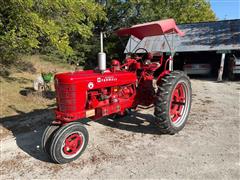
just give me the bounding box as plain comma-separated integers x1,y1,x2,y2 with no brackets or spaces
131,39,143,53
217,53,226,81
171,30,174,54
163,34,172,53
130,35,132,52
119,37,129,54
163,33,174,71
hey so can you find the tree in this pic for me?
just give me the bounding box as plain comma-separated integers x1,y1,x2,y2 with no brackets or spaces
95,0,216,63
0,0,216,69
0,0,105,65
101,0,216,29
141,0,217,24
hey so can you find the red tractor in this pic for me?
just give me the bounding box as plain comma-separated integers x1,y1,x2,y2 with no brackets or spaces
42,19,192,164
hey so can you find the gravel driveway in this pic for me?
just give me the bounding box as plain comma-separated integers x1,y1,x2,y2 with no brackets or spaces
0,79,239,179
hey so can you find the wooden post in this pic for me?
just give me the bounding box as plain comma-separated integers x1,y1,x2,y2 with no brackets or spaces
217,53,226,81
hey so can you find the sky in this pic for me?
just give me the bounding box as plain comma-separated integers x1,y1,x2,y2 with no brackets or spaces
210,0,240,20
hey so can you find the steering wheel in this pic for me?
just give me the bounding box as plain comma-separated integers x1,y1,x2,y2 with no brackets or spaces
133,48,149,63
134,48,148,54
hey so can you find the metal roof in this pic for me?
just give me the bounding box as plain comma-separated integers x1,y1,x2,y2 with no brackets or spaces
124,19,240,53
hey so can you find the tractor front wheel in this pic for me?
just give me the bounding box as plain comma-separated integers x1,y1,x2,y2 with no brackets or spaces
49,122,89,164
154,71,192,134
41,124,60,154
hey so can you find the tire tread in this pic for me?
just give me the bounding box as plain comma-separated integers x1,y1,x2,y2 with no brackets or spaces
154,71,192,134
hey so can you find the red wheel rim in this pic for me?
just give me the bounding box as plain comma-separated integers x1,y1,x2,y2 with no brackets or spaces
170,83,186,123
63,133,83,155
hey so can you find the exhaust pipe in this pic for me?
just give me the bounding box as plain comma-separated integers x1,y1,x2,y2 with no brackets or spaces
98,32,106,72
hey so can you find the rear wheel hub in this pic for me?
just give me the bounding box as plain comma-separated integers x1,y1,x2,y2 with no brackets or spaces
170,83,186,123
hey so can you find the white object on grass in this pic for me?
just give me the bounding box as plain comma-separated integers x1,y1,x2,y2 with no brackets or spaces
33,75,44,91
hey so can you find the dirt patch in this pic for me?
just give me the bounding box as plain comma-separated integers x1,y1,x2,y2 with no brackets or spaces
0,153,29,172
0,126,12,139
199,99,214,104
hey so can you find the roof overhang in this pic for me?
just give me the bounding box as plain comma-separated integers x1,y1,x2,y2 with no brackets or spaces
116,18,184,40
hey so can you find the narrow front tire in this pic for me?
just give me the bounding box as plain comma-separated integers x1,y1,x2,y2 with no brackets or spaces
49,122,89,164
41,124,60,154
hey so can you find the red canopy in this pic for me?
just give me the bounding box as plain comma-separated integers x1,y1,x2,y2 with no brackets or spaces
116,19,184,39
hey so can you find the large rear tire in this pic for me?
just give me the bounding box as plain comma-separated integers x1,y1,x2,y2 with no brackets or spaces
49,122,89,164
154,71,192,134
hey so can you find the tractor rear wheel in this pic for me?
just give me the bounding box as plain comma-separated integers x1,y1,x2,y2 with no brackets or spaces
154,71,192,134
49,122,89,164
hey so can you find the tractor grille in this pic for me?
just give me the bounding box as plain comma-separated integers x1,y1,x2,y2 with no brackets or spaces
55,83,76,112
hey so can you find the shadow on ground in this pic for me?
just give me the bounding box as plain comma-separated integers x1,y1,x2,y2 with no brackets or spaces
19,87,56,100
0,107,55,162
0,108,162,162
95,111,163,135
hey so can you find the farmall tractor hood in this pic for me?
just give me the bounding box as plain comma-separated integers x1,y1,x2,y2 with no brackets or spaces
54,69,136,90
